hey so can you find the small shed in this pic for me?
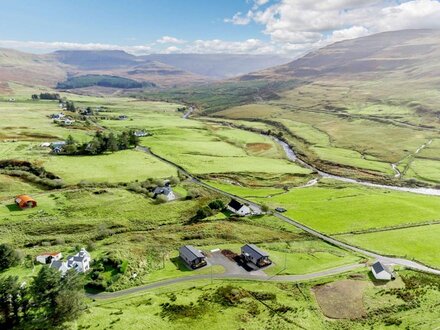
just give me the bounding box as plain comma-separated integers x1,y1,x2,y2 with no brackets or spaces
227,199,251,216
36,252,62,264
371,261,395,280
179,245,207,269
15,195,37,209
241,244,271,267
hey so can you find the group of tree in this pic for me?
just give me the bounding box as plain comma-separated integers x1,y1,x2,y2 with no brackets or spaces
64,100,76,112
56,74,154,89
192,199,225,221
61,130,140,155
31,93,61,100
0,267,85,329
0,244,22,271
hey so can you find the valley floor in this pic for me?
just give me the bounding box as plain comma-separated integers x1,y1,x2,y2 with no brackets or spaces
0,85,439,329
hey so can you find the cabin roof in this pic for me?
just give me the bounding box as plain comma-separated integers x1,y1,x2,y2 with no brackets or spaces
179,245,204,261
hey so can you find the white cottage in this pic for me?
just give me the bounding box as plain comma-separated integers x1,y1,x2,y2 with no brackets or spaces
227,199,251,216
50,248,91,274
371,261,395,280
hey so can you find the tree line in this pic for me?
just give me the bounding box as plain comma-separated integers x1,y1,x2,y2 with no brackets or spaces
31,93,61,100
61,130,140,155
0,267,85,329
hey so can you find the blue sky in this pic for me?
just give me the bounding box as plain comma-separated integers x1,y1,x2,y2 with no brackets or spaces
0,0,266,44
1,0,440,56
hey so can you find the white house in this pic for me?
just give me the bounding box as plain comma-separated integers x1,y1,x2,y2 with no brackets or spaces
36,252,62,265
153,186,176,201
227,199,251,216
371,261,395,280
50,248,91,274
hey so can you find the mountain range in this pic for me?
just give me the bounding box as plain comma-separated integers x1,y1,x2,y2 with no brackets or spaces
0,49,290,89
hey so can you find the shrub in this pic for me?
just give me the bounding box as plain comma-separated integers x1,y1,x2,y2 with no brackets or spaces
208,199,224,210
0,244,22,270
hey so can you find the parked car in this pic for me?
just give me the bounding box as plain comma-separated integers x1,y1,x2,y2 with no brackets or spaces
275,207,287,213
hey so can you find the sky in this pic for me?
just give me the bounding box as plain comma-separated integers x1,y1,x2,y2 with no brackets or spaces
1,0,440,58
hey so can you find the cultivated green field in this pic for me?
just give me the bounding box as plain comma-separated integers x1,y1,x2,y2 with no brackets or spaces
340,224,440,268
43,150,177,184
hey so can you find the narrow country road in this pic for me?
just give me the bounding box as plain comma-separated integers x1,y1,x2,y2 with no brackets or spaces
136,145,440,276
88,263,364,300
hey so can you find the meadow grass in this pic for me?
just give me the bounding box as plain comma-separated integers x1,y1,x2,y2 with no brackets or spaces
405,158,440,183
42,149,177,184
340,224,440,268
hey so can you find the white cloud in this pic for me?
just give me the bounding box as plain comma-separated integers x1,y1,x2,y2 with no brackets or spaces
156,36,186,44
224,11,253,25
225,0,440,55
0,39,152,55
3,1,440,58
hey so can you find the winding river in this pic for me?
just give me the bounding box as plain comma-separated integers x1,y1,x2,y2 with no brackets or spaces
273,137,440,196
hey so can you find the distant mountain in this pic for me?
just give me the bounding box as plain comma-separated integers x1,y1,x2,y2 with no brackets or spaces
242,29,440,81
0,49,290,90
0,48,66,87
141,54,290,79
153,29,440,116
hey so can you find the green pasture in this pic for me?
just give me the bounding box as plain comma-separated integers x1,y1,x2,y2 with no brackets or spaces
246,179,440,235
42,149,177,184
340,224,440,268
144,124,311,176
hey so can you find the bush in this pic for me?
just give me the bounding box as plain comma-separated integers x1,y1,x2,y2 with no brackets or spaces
0,244,22,270
195,206,213,220
208,199,224,210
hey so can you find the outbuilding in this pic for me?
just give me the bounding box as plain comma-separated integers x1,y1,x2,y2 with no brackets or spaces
153,186,176,201
15,195,37,209
241,244,271,268
227,199,251,216
36,252,62,264
179,245,207,269
371,261,395,280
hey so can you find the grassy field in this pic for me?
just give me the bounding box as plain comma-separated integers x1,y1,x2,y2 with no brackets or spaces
43,149,177,184
254,180,440,235
142,123,311,176
340,224,440,268
76,270,440,329
214,98,439,183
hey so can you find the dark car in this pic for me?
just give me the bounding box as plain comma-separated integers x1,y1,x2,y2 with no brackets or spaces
275,207,287,213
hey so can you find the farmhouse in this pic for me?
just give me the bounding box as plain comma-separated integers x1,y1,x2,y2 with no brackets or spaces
179,245,207,269
241,244,271,268
50,248,91,274
371,261,395,280
153,186,176,201
227,199,251,216
36,252,62,265
15,195,37,209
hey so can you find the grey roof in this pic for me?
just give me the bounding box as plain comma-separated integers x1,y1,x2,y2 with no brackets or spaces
242,244,269,259
228,199,244,211
154,186,172,195
372,261,392,274
50,260,64,270
179,245,204,261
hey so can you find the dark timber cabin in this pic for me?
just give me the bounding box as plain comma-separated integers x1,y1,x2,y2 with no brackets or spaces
241,244,271,267
179,245,207,269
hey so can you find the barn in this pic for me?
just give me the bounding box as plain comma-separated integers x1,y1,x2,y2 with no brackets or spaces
15,195,37,209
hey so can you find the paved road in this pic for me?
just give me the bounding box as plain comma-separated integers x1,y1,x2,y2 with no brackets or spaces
136,145,440,276
88,263,364,300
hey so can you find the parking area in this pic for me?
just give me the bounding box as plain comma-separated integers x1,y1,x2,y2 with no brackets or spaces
206,249,268,276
